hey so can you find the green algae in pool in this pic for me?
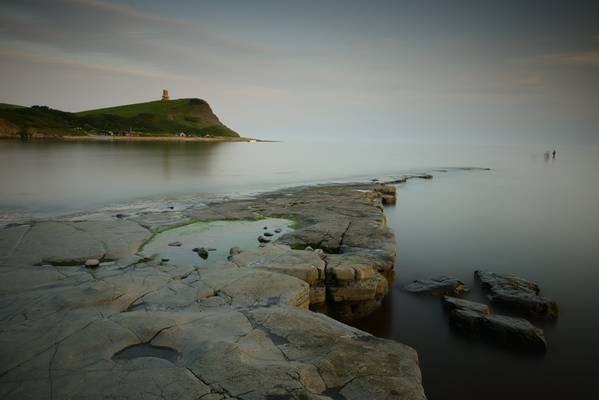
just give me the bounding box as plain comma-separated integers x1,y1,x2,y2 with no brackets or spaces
141,218,294,266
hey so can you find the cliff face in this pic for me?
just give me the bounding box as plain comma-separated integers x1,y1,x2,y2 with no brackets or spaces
0,98,239,138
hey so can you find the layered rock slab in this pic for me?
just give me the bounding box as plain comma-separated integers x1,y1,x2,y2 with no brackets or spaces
404,276,467,296
0,259,425,399
443,296,547,353
0,183,426,399
475,270,558,319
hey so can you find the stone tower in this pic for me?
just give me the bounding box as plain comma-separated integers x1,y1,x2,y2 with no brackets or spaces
161,89,170,101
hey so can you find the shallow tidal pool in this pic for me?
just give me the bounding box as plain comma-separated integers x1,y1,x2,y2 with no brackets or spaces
140,218,295,266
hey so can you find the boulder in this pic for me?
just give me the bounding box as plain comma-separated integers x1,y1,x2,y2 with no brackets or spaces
449,309,547,353
404,276,466,296
474,270,558,319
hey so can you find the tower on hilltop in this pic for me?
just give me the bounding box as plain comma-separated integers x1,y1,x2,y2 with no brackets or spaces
161,89,170,101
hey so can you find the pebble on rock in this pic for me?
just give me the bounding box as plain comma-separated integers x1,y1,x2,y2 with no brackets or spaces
229,247,242,256
84,259,100,268
258,236,271,243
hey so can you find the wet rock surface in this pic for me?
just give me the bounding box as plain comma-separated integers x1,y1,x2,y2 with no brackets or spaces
475,270,559,319
0,183,426,400
404,276,467,296
443,296,490,315
449,309,547,354
443,296,546,353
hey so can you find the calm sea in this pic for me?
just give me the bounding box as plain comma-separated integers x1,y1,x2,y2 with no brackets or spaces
1,140,598,398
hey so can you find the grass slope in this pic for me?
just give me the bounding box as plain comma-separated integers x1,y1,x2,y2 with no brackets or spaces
0,98,239,137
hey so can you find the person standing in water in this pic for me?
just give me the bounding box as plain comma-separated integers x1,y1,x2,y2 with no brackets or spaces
552,150,556,159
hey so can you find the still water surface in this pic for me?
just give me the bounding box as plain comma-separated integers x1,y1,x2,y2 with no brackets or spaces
1,140,598,398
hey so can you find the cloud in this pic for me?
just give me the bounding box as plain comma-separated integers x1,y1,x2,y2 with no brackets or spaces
0,47,196,81
537,51,599,66
0,0,281,71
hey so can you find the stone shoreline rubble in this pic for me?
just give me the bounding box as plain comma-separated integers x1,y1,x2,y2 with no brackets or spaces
404,272,557,354
0,180,430,399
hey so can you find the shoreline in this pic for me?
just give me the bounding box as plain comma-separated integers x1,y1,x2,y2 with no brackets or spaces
0,179,427,399
0,134,265,142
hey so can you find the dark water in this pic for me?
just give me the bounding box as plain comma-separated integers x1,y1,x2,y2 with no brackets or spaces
354,151,599,399
2,140,599,397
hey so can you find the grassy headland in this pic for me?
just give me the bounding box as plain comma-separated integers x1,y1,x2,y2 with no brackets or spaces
0,98,241,139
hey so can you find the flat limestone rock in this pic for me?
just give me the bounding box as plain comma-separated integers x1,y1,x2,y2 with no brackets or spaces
475,270,558,319
0,258,426,400
2,220,150,266
450,309,547,353
404,276,467,296
0,183,427,399
231,244,325,287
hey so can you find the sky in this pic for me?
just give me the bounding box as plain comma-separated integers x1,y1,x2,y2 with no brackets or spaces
0,0,598,143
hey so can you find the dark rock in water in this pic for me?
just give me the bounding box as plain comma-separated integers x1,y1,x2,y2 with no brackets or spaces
417,174,433,180
474,270,558,319
443,296,490,315
258,236,271,243
193,247,209,259
404,276,467,296
229,246,242,256
274,228,282,233
114,213,128,219
263,232,274,237
198,249,209,259
263,226,268,230
168,241,182,247
207,248,217,251
449,309,547,353
161,258,169,263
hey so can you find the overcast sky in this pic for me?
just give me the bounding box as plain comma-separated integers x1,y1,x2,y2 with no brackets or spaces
0,0,598,143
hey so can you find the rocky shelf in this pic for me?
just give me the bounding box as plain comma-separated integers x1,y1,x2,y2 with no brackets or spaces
0,182,427,400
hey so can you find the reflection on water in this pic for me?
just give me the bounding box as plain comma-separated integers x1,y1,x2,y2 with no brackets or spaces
2,140,583,219
353,155,599,399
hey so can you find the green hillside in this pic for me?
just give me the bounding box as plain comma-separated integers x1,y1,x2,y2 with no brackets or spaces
0,98,239,138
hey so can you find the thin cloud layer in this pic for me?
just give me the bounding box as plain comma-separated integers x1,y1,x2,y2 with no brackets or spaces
1,0,598,143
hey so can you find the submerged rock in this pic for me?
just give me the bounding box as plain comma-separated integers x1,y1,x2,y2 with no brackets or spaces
274,228,282,233
257,236,271,243
475,270,558,319
229,246,242,256
443,296,490,315
168,241,182,247
449,309,547,353
263,231,274,237
404,276,467,296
